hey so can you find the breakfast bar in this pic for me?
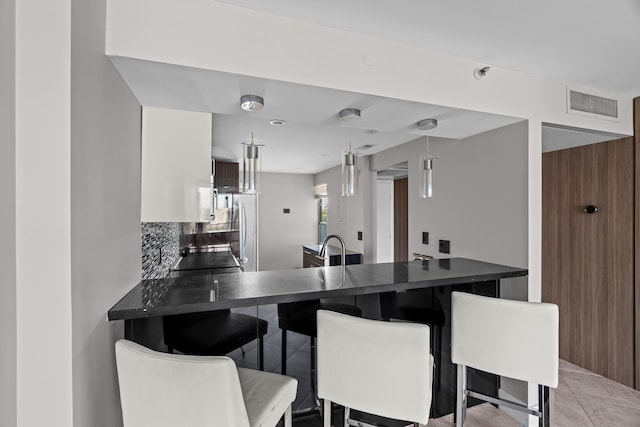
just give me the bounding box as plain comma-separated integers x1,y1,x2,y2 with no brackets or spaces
108,257,526,321
108,257,527,421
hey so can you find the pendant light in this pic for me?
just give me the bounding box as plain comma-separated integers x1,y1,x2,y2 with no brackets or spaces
239,94,265,194
242,133,262,194
339,108,361,197
417,119,438,199
342,143,358,197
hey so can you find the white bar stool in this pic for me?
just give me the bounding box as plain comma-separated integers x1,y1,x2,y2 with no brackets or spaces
317,310,433,427
451,292,559,427
115,339,297,427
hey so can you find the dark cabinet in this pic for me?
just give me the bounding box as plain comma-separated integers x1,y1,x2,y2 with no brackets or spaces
214,160,239,193
303,249,326,268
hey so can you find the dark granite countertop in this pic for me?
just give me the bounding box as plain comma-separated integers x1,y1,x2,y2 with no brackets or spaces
303,244,362,256
108,258,527,321
172,251,239,271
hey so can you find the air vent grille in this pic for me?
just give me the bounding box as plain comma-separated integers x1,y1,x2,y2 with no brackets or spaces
568,90,618,119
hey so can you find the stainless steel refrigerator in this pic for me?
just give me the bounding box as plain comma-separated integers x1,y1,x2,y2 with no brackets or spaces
239,193,259,272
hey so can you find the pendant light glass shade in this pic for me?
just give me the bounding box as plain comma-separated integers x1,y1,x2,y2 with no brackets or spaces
242,139,261,194
419,155,434,198
342,148,358,197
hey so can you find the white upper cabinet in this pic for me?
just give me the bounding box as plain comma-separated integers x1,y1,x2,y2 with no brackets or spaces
141,106,212,222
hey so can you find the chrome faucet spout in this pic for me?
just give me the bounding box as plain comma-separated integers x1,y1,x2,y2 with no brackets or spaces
320,234,346,267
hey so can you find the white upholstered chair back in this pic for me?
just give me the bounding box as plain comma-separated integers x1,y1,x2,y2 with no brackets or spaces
317,310,433,425
115,339,250,427
451,291,559,387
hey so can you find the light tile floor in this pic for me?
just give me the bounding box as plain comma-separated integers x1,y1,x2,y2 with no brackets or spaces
430,359,640,427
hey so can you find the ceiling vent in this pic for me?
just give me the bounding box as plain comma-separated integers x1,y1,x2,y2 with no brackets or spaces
567,87,618,121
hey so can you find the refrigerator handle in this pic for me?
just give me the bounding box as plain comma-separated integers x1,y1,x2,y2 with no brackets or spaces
242,206,247,265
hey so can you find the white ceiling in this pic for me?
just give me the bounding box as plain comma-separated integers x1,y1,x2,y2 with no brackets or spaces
217,0,640,98
541,124,621,153
111,0,639,173
111,57,525,174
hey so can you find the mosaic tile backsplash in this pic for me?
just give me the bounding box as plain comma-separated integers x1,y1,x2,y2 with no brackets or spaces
141,222,180,279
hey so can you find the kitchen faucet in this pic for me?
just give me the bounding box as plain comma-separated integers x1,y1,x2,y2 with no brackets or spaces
319,234,346,267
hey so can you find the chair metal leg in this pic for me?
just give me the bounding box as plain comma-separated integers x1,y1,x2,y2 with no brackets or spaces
435,324,442,391
323,399,332,427
284,404,292,427
281,329,287,374
538,385,550,427
310,336,316,393
456,364,467,427
344,406,350,427
258,335,264,371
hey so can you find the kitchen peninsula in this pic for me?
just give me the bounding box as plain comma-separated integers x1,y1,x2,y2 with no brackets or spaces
108,257,526,419
109,257,526,329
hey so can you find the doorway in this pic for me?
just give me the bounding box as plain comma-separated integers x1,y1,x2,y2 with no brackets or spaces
376,162,408,263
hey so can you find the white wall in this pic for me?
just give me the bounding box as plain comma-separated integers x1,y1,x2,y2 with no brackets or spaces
70,0,142,426
0,0,17,425
258,173,317,270
372,122,528,269
15,0,73,425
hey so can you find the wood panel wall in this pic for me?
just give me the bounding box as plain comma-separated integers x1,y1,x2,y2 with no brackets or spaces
635,97,640,389
542,137,635,387
394,178,408,262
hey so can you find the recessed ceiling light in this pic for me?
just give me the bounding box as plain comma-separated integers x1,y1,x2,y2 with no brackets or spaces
269,119,286,126
240,94,264,112
357,144,376,150
320,154,328,157
364,129,378,134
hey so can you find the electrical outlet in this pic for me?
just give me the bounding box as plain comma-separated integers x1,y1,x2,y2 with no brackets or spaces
439,239,450,254
422,232,429,245
283,208,290,214
357,231,363,241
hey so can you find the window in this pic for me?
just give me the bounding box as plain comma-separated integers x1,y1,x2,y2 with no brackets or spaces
315,183,328,243
318,197,328,243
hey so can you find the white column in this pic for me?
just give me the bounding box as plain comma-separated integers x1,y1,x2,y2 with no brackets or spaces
527,119,543,427
528,119,542,303
15,1,73,426
0,0,17,425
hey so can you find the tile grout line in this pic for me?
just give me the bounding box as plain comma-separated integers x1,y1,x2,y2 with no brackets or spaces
562,370,640,411
568,391,597,427
556,370,599,427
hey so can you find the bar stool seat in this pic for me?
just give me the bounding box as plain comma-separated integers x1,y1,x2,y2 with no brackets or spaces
237,367,298,427
163,309,268,369
115,339,297,427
